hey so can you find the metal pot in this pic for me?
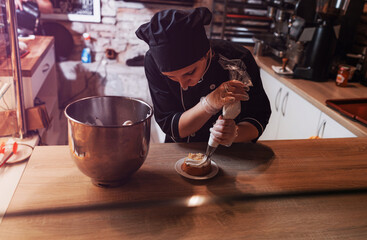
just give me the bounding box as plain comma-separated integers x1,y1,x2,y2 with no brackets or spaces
253,38,265,56
64,96,153,187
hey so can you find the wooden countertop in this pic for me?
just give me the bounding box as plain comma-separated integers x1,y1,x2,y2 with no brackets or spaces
0,36,54,77
250,48,367,137
1,139,367,239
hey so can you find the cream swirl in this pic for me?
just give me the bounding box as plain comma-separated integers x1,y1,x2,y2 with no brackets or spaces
184,153,210,167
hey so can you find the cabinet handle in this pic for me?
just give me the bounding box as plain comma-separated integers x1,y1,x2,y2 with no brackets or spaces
42,64,50,73
317,120,327,138
275,88,282,112
281,92,289,117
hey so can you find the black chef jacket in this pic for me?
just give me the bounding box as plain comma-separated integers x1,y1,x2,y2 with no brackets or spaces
144,39,271,143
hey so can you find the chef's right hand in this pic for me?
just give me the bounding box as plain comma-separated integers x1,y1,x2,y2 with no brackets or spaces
14,0,26,10
210,115,238,146
206,80,249,110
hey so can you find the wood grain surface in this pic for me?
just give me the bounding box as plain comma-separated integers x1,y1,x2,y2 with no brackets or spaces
1,139,367,239
0,36,54,77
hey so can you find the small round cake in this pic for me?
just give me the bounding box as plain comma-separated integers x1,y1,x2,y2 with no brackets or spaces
181,153,212,176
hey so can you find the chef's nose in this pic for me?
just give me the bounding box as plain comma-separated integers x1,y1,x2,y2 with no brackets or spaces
179,81,188,89
178,77,190,89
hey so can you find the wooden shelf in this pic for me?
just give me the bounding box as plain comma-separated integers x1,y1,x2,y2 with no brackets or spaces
226,14,272,21
210,0,272,44
213,0,266,9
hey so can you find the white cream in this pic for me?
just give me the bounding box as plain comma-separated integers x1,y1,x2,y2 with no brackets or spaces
185,154,210,167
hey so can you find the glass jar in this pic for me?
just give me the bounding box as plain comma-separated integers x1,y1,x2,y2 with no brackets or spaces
336,65,350,87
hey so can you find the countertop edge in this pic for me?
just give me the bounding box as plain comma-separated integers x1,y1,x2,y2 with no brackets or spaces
0,36,55,78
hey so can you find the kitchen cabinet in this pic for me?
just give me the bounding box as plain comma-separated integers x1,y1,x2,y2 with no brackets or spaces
252,46,367,137
275,82,322,140
36,63,67,145
259,68,357,140
0,36,67,145
317,112,357,138
258,68,282,139
259,69,321,140
0,38,55,109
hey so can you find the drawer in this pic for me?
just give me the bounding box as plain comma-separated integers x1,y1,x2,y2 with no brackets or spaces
0,45,56,110
31,45,56,99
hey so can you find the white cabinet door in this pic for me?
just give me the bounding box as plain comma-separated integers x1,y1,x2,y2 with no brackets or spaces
0,45,56,110
276,83,321,139
318,112,357,138
259,69,321,140
259,69,283,140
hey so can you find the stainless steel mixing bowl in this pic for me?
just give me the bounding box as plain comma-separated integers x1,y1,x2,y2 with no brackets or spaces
64,96,153,187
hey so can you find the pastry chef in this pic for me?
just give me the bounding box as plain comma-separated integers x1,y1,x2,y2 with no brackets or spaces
136,7,271,145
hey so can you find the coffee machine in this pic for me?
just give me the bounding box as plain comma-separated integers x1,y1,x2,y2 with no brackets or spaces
253,0,297,59
290,0,351,81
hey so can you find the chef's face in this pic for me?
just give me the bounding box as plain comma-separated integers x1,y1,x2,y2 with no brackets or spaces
162,50,210,90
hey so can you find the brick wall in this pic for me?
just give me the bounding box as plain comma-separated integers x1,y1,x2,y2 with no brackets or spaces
57,0,212,64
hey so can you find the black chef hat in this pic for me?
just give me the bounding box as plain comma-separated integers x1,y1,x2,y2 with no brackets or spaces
136,7,212,72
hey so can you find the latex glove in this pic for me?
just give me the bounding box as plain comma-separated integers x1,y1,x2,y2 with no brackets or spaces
209,116,239,147
203,80,249,114
14,0,25,10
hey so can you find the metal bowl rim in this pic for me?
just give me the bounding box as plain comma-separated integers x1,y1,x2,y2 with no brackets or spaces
64,95,153,128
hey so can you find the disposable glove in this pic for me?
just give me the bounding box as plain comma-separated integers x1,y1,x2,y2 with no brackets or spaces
209,116,239,146
201,80,249,115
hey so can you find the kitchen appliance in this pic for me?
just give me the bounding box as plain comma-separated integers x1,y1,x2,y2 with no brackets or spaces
291,0,351,81
253,0,298,58
1,1,40,37
64,96,153,188
15,1,40,36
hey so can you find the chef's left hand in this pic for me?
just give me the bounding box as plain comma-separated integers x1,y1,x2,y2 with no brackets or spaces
210,116,238,146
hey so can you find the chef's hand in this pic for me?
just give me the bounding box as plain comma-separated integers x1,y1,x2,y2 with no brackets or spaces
202,80,249,114
209,116,238,146
14,0,26,10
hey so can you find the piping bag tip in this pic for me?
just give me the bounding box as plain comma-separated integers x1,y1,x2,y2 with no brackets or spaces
205,135,219,160
205,144,217,161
